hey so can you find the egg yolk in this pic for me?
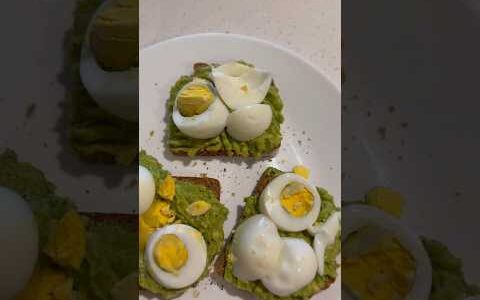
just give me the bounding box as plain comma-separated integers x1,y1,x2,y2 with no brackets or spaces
365,187,405,218
158,175,176,201
142,200,175,228
186,200,211,216
293,165,310,179
154,234,189,273
177,84,214,117
16,266,73,300
139,216,155,251
343,238,416,300
280,182,314,217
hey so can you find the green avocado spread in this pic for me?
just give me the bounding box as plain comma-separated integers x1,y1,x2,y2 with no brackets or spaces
168,63,284,158
0,150,137,300
138,151,229,299
224,167,341,300
67,0,138,165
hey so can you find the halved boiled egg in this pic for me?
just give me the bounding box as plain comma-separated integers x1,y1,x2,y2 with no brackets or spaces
145,224,207,289
0,187,38,299
172,79,229,139
226,104,272,141
139,165,155,214
211,62,272,110
261,238,318,297
79,0,138,122
259,173,321,232
232,215,283,281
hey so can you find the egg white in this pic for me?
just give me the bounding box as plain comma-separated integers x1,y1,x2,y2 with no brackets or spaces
79,0,138,122
145,224,207,289
226,104,272,141
172,79,229,139
0,187,38,299
309,211,340,275
139,165,155,214
211,62,272,110
261,238,318,297
232,214,283,281
259,173,321,232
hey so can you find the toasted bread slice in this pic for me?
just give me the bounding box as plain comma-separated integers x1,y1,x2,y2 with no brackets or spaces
216,169,336,295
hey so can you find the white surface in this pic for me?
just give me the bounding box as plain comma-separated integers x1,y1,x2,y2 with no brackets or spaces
139,33,340,299
140,0,341,90
342,205,432,300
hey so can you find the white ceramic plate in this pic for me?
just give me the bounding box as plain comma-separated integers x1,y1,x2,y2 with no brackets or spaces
139,33,341,300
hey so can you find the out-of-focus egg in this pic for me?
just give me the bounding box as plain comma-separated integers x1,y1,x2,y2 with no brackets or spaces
145,224,207,289
211,62,272,110
172,79,229,139
139,165,155,214
226,104,272,141
0,187,38,300
261,238,318,297
232,215,283,281
79,0,138,122
259,173,321,232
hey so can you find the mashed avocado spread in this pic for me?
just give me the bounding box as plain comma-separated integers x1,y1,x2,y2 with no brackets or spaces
0,150,137,300
224,167,341,300
138,151,228,299
168,63,284,158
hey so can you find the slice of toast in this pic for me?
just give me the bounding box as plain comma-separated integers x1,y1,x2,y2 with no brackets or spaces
215,168,336,296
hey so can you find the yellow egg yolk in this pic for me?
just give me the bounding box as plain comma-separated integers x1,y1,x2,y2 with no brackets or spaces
16,265,73,300
43,210,86,270
177,84,214,117
139,216,155,252
343,238,416,300
293,165,310,179
158,175,176,201
142,200,175,228
186,200,212,216
154,234,189,273
365,187,405,218
280,182,314,217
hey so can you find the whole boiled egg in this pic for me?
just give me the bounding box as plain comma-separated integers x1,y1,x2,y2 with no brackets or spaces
226,104,272,141
232,214,283,281
139,165,155,214
261,238,318,297
79,0,138,122
259,173,321,232
145,224,207,289
172,79,229,139
0,187,38,299
211,62,272,110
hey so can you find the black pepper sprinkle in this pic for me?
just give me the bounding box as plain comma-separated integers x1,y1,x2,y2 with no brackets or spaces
401,122,409,128
397,155,403,161
366,111,372,117
377,127,387,140
388,105,396,113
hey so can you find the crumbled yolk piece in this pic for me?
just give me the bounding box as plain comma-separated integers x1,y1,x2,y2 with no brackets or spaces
142,200,175,228
280,182,314,217
158,175,176,201
343,238,416,300
139,216,155,252
293,165,310,179
365,187,405,218
240,85,249,93
154,234,188,273
43,210,86,270
177,84,214,117
186,200,212,216
16,265,73,300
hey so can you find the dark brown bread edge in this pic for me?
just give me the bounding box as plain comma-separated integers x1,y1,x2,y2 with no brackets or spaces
214,170,335,292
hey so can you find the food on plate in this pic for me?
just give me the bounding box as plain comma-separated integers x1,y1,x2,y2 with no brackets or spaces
0,150,137,300
167,61,284,158
138,151,228,299
219,166,341,299
344,187,480,300
66,0,138,164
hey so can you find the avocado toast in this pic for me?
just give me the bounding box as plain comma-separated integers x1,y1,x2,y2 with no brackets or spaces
167,62,284,158
218,167,341,300
0,149,137,300
139,151,228,299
